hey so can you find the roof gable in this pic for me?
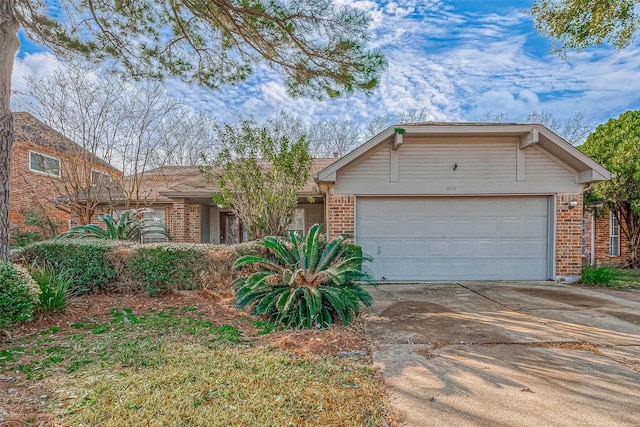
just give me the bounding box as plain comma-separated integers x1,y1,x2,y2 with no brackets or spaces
13,112,120,172
316,123,612,184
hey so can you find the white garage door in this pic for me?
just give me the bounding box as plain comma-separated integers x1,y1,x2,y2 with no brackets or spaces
356,197,551,281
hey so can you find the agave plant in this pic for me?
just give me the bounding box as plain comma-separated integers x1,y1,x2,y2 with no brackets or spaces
233,223,374,329
58,209,168,241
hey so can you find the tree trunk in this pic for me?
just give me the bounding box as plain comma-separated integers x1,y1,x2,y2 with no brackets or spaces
0,1,20,261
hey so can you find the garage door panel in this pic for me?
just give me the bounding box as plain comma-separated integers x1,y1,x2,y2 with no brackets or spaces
425,219,450,234
356,197,549,281
404,219,426,234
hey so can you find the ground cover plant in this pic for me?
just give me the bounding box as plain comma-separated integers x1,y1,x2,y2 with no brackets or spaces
233,224,374,328
0,292,394,426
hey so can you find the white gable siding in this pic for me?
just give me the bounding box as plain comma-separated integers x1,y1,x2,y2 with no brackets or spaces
336,143,390,184
335,136,580,195
525,146,576,183
398,138,516,182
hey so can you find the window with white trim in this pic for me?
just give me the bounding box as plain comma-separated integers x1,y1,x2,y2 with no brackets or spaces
29,151,60,177
141,208,167,243
288,208,305,234
610,212,620,256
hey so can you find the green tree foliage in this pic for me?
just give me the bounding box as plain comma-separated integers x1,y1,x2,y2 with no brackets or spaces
15,0,385,99
579,110,640,267
201,118,313,240
530,0,640,57
233,224,374,329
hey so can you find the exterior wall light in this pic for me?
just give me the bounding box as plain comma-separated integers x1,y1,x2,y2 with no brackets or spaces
568,199,578,209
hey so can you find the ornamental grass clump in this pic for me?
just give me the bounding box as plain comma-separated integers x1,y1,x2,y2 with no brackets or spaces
233,224,374,329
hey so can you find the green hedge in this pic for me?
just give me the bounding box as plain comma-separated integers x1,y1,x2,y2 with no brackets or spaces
13,240,265,296
13,240,116,294
126,246,205,296
0,261,40,328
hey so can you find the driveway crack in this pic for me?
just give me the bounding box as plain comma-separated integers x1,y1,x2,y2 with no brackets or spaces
455,282,640,373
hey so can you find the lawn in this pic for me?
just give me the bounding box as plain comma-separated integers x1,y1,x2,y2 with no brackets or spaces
617,268,640,288
0,292,396,426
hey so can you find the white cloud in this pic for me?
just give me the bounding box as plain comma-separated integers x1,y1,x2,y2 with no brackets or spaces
11,52,60,94
10,1,640,134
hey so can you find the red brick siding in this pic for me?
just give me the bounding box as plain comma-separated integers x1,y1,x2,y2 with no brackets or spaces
327,194,354,240
188,204,201,243
588,208,635,265
555,193,583,279
10,140,70,234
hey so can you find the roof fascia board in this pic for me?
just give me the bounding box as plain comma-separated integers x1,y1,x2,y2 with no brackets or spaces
536,127,612,179
317,127,395,181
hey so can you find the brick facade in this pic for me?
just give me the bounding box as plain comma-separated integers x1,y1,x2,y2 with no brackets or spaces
555,192,583,280
584,208,635,266
327,193,354,239
10,113,121,241
9,140,71,236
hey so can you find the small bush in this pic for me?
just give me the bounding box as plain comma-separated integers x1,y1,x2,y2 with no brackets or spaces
29,263,72,312
581,265,622,287
0,261,41,328
15,240,116,294
127,247,205,296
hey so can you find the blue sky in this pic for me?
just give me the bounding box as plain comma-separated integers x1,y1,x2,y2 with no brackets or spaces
12,0,640,131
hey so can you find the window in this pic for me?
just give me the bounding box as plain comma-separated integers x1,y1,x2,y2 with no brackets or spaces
29,151,60,177
288,208,305,234
610,212,620,256
581,217,586,256
91,170,111,185
142,209,167,243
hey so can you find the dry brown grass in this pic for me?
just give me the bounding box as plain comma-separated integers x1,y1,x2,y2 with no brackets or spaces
1,291,396,426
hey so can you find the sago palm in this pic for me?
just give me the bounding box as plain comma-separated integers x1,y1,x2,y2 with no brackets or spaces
233,223,374,328
58,209,168,241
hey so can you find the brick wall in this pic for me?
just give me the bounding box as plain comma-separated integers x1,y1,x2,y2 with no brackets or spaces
188,204,201,243
9,140,71,236
589,208,632,265
555,192,583,280
327,194,354,239
172,199,187,242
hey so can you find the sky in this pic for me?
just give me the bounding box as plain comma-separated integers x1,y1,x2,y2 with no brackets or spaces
11,0,640,132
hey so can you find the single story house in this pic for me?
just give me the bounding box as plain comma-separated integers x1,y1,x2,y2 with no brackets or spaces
86,122,613,282
315,123,611,282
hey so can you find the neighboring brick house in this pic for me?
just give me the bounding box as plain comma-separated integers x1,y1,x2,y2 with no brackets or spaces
583,207,639,266
9,112,121,241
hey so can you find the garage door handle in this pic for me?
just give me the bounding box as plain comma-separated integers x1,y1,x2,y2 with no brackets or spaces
378,246,381,255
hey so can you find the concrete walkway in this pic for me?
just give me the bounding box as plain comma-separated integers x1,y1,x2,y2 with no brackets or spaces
365,282,640,426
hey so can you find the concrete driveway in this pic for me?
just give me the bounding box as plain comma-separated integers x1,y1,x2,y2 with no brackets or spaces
364,282,640,426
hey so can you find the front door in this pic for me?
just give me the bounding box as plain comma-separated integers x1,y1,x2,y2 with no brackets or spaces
219,212,242,244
